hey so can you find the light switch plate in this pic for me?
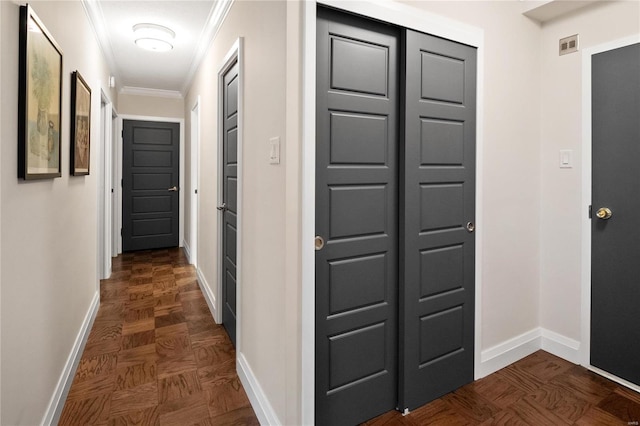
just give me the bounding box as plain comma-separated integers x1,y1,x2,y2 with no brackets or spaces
559,149,572,168
269,137,280,165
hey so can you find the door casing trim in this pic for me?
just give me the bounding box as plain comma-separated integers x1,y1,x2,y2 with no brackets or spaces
301,1,485,423
580,34,640,393
189,97,201,267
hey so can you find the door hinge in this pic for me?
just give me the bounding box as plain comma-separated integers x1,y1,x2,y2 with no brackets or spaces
588,205,592,219
195,189,198,194
121,130,123,137
121,179,123,187
120,228,123,236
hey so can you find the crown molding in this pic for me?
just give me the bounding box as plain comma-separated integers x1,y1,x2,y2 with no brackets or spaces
81,0,121,85
181,0,234,94
120,86,184,99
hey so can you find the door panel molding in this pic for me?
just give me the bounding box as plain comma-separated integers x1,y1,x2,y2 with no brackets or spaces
580,34,640,393
302,2,485,423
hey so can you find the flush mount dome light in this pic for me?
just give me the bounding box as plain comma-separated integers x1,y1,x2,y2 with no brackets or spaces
133,23,175,52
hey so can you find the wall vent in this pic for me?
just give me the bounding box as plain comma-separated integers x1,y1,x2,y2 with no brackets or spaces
559,34,579,56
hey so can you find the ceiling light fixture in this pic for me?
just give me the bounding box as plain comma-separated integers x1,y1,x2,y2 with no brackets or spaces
133,23,175,52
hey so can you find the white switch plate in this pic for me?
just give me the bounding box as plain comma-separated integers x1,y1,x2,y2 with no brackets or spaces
269,136,280,165
559,149,572,168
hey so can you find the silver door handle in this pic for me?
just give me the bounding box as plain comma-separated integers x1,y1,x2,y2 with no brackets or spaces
168,186,178,192
217,203,227,212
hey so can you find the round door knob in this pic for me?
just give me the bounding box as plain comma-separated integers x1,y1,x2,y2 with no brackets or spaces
315,236,325,251
596,207,612,220
466,222,475,233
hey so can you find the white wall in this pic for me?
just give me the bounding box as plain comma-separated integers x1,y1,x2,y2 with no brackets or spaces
401,0,543,350
117,92,185,118
0,2,115,424
539,1,640,341
184,1,300,423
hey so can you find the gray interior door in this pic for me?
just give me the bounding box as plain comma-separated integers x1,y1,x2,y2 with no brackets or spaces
122,120,180,251
221,61,239,346
400,30,476,410
591,43,640,386
400,29,476,410
315,8,399,425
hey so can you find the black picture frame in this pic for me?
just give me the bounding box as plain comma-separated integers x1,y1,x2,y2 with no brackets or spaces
18,5,64,180
70,71,91,176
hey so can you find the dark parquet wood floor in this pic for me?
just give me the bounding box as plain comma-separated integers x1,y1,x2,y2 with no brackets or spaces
61,248,640,425
364,350,640,425
60,248,259,426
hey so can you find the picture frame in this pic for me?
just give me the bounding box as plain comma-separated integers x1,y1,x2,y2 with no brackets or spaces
70,71,91,176
18,5,63,180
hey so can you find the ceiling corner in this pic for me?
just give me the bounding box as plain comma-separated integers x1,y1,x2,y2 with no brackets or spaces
181,0,235,95
81,0,121,83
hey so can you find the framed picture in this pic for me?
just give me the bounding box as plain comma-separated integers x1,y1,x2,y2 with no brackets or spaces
70,71,91,176
18,5,63,179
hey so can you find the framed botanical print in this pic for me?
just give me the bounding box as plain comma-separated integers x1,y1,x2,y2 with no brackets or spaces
70,71,91,176
18,5,63,179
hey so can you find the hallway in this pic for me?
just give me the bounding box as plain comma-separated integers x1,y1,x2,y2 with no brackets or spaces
59,248,258,425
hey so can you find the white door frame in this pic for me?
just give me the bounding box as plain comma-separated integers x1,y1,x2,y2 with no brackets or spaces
580,34,640,393
98,89,113,280
118,115,186,254
301,2,485,422
217,39,244,345
190,98,201,266
111,108,120,257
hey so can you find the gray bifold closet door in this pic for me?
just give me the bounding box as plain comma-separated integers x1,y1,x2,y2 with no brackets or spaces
316,7,476,424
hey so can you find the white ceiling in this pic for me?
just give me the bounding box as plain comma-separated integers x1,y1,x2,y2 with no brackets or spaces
85,0,229,97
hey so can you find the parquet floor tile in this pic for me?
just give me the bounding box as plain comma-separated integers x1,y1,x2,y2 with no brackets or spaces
60,248,258,425
365,350,640,425
60,247,640,425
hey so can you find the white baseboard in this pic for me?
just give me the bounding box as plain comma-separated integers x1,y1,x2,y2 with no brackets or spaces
237,352,281,426
479,328,541,378
196,267,218,323
478,327,582,378
541,328,580,364
182,240,192,263
42,291,100,426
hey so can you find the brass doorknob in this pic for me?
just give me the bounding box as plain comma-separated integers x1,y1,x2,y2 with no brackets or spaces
596,207,612,220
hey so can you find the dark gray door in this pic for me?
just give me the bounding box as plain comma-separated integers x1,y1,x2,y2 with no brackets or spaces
123,120,180,251
315,8,399,425
591,43,640,386
400,29,476,410
221,61,239,346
